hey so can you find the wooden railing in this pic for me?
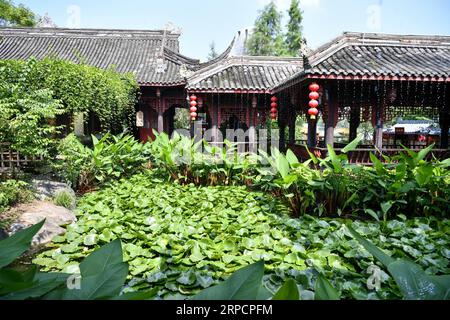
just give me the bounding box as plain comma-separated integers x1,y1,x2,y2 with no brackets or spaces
289,143,449,165
0,144,43,173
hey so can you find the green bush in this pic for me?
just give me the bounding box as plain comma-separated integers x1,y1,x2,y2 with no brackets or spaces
149,132,258,186
0,86,64,158
254,139,450,219
53,190,76,210
0,179,33,214
0,58,139,134
55,133,151,192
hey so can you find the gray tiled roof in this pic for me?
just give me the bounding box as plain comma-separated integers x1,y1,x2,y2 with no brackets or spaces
187,56,303,92
274,32,450,92
0,27,200,85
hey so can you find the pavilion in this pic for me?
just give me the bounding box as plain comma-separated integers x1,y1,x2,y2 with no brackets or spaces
0,27,449,160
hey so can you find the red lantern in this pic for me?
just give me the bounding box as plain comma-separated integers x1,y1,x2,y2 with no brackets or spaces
308,108,319,120
309,92,320,100
270,113,277,120
271,108,277,114
271,96,278,103
271,102,278,109
190,106,197,113
190,112,197,118
190,95,197,101
190,100,197,107
309,83,320,92
309,100,319,108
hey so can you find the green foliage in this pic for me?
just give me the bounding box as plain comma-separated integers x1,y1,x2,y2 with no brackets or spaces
53,191,76,210
348,226,450,300
0,85,64,158
0,222,158,300
247,1,286,56
272,279,299,300
0,0,36,27
0,179,33,214
207,41,219,61
193,261,270,300
0,58,139,134
0,220,44,268
285,0,304,56
315,274,341,300
55,133,150,192
149,132,257,186
255,138,450,219
34,173,450,300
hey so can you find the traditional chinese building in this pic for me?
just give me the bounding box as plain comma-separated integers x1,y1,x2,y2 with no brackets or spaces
0,28,449,159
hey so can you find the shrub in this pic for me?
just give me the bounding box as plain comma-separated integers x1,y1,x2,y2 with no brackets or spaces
53,190,76,210
0,179,33,214
254,139,450,219
0,86,64,158
149,132,258,186
0,58,139,134
55,133,151,192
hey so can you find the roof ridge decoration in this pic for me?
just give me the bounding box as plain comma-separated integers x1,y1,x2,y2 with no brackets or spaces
0,26,186,85
272,31,450,93
0,27,182,37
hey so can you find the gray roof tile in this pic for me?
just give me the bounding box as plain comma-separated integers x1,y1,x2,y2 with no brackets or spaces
0,27,199,85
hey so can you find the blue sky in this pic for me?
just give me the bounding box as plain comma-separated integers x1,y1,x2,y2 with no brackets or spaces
18,0,450,61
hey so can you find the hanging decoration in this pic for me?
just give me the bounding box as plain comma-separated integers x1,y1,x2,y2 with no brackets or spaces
270,96,278,121
190,94,198,121
308,82,320,120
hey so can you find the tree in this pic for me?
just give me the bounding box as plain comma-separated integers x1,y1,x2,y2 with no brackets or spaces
285,0,304,57
0,0,37,27
207,41,219,61
246,1,286,56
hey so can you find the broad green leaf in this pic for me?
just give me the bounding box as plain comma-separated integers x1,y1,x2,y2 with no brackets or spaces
430,275,450,300
111,288,159,300
272,279,299,300
193,261,266,300
346,225,395,268
369,153,385,173
415,164,433,186
285,149,299,167
388,260,448,300
0,220,45,268
314,274,340,300
417,144,435,162
342,136,362,154
276,153,290,179
63,262,129,300
1,272,69,300
326,144,342,173
79,239,123,277
305,146,319,165
365,209,380,222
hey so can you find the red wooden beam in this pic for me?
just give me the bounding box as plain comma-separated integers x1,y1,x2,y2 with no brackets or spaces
187,89,270,94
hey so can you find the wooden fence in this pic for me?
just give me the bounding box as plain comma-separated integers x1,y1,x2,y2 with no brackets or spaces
0,144,43,173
